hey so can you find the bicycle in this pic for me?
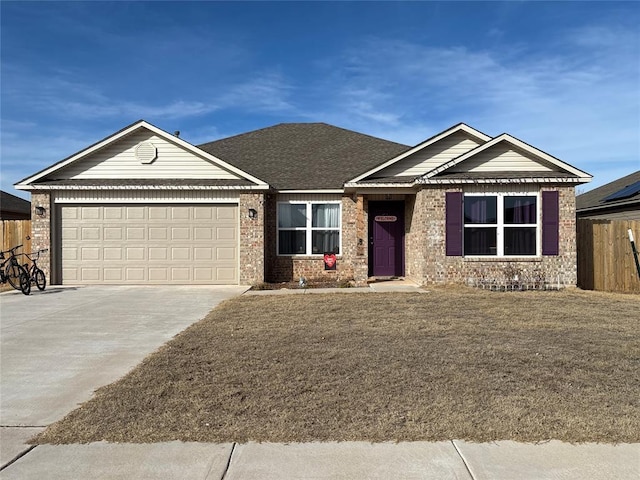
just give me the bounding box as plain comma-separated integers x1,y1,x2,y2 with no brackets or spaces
0,245,31,295
23,249,48,291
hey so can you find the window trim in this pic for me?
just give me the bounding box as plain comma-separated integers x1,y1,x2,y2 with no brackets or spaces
463,192,540,258
277,201,342,256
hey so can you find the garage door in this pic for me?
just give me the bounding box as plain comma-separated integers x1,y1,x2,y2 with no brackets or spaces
60,205,238,284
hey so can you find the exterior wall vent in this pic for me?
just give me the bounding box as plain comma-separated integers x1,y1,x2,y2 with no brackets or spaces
136,142,157,164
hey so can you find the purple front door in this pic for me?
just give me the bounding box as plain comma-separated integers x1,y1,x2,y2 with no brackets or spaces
369,201,405,277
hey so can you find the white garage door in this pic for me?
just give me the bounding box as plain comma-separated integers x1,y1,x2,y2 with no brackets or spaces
60,204,238,284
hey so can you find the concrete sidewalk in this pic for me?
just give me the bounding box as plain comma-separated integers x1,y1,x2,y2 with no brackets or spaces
1,440,637,479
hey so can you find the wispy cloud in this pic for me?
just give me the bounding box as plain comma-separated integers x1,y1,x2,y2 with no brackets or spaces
304,25,639,188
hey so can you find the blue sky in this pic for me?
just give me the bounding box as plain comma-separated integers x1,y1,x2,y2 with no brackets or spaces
1,1,639,199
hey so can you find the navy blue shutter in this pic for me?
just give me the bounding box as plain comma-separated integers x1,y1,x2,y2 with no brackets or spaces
542,191,559,255
446,192,463,256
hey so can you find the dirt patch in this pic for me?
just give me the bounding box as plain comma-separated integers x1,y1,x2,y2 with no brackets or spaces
34,287,640,444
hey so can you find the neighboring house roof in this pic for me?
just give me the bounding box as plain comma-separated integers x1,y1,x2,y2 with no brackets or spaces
15,120,269,190
198,123,410,190
0,191,31,219
576,170,640,215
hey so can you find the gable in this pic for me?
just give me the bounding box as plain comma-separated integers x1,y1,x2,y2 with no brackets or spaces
446,141,554,173
350,123,490,184
426,134,592,182
50,128,243,181
370,130,486,179
16,121,268,190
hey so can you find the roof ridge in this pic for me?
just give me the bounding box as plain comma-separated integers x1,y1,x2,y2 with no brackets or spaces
197,122,410,149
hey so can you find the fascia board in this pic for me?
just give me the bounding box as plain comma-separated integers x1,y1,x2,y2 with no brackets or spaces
347,123,491,184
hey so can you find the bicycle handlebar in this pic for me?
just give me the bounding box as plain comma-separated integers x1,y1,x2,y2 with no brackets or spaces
1,245,23,255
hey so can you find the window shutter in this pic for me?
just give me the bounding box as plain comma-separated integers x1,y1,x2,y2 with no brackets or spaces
446,192,463,256
542,191,559,255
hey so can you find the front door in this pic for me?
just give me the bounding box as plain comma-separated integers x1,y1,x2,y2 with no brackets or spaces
369,201,405,277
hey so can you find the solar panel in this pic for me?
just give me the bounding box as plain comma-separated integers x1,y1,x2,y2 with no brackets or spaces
603,181,640,202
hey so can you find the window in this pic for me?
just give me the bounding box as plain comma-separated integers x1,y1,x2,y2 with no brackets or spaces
463,194,538,256
278,202,341,255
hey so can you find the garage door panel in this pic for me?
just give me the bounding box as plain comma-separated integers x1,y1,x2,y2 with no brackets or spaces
126,227,146,240
104,207,123,219
125,268,145,281
81,247,100,261
126,247,146,261
171,227,190,240
217,208,235,220
216,227,236,240
80,268,100,281
149,268,168,281
194,207,213,219
104,268,123,281
126,207,145,220
81,227,101,241
104,227,123,240
149,227,168,240
62,228,78,241
81,207,101,220
171,207,190,220
61,204,238,284
104,248,122,260
194,227,213,240
216,267,237,282
171,268,190,281
171,247,190,261
149,207,169,220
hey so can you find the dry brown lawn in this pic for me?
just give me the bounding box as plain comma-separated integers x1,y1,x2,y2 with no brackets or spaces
35,287,639,444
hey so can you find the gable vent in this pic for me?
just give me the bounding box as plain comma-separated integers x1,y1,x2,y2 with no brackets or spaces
136,142,157,164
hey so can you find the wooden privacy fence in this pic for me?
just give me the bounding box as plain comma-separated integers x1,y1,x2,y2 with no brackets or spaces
0,220,32,254
577,219,640,293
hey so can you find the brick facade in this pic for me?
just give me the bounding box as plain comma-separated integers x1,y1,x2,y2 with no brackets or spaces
404,185,578,287
29,192,53,281
239,192,265,284
265,194,368,285
30,186,578,288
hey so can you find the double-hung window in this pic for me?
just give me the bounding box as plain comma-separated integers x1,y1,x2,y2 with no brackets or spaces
278,202,341,255
463,194,538,256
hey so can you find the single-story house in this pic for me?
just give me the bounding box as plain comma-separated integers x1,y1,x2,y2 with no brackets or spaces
576,170,640,220
1,190,31,220
15,120,592,287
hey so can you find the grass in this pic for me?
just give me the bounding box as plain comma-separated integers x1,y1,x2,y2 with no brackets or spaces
34,287,640,444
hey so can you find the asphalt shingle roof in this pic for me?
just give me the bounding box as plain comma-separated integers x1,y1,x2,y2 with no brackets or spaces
198,123,410,190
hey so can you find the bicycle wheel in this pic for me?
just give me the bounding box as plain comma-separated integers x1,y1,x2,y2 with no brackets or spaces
6,263,23,290
35,268,46,291
19,266,31,295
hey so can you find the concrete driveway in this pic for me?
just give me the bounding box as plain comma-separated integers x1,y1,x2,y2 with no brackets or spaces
0,285,248,467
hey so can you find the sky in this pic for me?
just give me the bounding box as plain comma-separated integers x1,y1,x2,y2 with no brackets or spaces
1,1,639,200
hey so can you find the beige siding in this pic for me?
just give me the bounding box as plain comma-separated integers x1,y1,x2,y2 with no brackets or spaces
60,204,238,284
449,143,555,173
373,131,484,178
57,129,242,180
